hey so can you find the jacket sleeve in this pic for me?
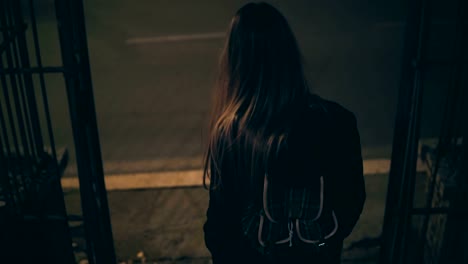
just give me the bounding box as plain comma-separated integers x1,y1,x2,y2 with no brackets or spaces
329,111,366,240
203,171,246,263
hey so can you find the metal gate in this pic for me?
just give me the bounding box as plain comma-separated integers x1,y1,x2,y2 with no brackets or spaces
380,0,468,263
0,0,115,263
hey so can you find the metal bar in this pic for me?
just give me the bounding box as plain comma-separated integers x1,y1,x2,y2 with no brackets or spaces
3,0,31,201
0,66,67,74
457,54,468,264
19,7,72,254
16,39,37,166
0,33,17,54
0,58,24,209
0,1,21,166
6,3,37,166
27,0,59,171
0,23,27,55
7,0,75,262
398,0,430,261
54,0,116,263
411,207,468,215
379,0,426,263
445,0,468,157
9,5,33,164
0,99,16,212
0,71,12,160
9,0,44,158
418,0,468,261
0,0,11,163
438,1,468,262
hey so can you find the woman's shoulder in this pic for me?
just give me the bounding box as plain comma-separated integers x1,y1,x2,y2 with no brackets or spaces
306,93,356,122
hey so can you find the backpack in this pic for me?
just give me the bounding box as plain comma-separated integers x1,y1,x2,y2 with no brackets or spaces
240,172,339,257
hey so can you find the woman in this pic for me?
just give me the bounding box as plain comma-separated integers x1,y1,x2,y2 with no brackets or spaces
203,2,366,263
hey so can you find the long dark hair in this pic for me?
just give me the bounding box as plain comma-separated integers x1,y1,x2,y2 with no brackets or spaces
203,2,310,190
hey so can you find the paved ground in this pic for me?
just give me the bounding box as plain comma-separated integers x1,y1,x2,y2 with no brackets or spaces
21,0,453,181
26,0,416,174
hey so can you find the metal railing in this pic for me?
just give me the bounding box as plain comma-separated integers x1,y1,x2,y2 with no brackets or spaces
379,0,468,263
0,0,75,262
1,0,116,263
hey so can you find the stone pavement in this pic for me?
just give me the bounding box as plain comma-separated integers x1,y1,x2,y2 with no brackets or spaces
63,171,410,264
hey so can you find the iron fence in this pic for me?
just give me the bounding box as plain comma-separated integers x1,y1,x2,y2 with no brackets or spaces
0,0,115,263
380,0,468,263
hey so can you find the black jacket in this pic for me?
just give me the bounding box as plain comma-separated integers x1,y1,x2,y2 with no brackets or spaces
204,94,366,264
